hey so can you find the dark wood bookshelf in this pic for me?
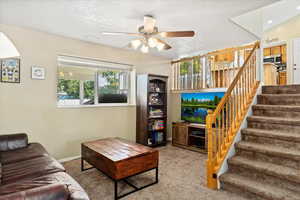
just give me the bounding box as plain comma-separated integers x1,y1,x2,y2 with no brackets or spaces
136,74,168,147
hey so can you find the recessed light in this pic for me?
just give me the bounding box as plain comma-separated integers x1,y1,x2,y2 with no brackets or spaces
267,20,273,24
297,5,300,10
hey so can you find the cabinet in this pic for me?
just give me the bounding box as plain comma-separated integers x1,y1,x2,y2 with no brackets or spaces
263,44,287,64
172,122,207,153
281,45,287,64
172,123,188,146
136,74,168,147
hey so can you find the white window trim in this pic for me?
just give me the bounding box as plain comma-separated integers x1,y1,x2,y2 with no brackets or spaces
57,55,136,108
57,103,136,109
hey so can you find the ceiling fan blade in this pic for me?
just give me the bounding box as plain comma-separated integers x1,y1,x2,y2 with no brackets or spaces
144,15,156,33
159,31,195,37
156,38,172,50
102,32,142,36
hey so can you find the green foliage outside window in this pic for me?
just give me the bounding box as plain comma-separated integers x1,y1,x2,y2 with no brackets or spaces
84,81,95,99
180,61,190,75
99,71,120,94
57,79,80,99
193,58,201,74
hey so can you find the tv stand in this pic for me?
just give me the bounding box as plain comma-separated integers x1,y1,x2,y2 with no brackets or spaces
172,122,207,153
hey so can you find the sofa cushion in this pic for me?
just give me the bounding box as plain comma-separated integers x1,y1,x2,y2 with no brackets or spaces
0,172,89,200
0,183,69,200
0,143,49,165
0,133,28,152
2,156,65,184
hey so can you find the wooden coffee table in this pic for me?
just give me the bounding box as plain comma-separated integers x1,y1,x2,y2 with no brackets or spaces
81,138,159,200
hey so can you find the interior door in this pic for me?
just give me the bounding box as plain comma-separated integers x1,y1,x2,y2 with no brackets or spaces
293,38,300,84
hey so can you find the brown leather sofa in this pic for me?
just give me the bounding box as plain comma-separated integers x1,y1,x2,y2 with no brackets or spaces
0,133,89,200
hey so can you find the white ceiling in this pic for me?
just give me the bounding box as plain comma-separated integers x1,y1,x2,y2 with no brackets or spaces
0,0,277,59
232,0,300,38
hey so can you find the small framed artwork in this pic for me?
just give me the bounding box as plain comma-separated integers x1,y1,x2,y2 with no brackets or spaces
1,58,20,83
31,66,46,80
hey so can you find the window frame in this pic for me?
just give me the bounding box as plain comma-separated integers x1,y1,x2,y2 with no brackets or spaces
56,55,136,108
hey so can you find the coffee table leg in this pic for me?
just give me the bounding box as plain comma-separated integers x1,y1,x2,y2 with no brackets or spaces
155,167,159,183
81,158,84,172
114,180,118,200
81,158,94,172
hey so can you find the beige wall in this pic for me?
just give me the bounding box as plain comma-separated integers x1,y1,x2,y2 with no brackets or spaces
0,24,171,160
263,14,300,84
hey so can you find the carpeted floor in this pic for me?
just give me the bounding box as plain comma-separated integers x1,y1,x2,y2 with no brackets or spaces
63,145,246,200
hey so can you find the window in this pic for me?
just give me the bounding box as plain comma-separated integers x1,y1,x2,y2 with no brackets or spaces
57,56,135,107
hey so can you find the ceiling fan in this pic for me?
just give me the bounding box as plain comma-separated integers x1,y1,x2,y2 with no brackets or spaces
102,15,195,53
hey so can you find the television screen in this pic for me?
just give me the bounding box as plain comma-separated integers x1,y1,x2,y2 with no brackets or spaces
181,92,225,124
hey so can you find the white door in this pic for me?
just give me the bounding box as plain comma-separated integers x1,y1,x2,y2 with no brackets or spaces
293,38,300,84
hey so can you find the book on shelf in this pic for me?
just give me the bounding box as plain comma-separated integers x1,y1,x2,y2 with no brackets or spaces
148,131,164,145
149,108,164,118
149,120,164,131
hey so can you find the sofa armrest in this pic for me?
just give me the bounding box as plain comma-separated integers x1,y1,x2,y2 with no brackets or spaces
0,184,69,200
0,133,28,152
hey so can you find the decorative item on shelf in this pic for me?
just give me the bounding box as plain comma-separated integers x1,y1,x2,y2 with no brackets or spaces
31,66,46,80
0,58,20,83
149,93,163,105
149,82,165,92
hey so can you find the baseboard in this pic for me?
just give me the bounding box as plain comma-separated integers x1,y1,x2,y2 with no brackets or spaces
58,155,81,163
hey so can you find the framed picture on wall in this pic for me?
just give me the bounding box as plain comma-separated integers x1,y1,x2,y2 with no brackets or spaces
0,58,20,83
31,66,45,80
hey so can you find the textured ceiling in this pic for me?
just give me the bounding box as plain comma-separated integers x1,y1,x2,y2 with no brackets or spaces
0,0,277,59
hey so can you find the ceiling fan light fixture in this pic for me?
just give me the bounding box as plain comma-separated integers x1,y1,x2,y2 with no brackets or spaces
156,42,165,51
148,37,158,48
131,39,142,49
141,44,149,53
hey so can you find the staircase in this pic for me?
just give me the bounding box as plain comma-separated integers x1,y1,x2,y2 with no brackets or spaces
220,85,300,200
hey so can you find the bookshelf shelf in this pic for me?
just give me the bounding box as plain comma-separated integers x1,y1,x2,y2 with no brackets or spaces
136,74,168,147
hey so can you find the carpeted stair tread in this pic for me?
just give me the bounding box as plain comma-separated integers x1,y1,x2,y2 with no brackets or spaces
220,173,300,200
228,156,300,183
236,141,300,161
262,84,300,94
247,115,300,125
253,104,300,112
242,128,300,142
259,94,300,97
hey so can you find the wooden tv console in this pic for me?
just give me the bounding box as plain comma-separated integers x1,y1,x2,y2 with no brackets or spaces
172,122,207,153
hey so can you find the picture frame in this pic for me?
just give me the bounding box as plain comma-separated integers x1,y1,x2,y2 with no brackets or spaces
31,66,45,80
0,58,20,83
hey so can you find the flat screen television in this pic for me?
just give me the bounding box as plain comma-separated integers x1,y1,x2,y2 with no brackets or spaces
181,92,225,124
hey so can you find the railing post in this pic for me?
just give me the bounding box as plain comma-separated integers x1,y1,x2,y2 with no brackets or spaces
206,110,218,189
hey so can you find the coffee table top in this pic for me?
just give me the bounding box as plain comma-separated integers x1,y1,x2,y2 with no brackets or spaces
82,137,157,162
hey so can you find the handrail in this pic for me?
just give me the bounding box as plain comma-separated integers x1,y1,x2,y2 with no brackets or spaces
206,41,260,189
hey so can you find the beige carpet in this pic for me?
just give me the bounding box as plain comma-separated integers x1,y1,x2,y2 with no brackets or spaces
63,145,246,200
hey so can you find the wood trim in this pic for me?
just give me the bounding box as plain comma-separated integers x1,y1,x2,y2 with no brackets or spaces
171,43,257,64
212,42,259,119
205,41,260,189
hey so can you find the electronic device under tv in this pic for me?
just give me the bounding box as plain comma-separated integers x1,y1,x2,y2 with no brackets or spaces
181,92,225,124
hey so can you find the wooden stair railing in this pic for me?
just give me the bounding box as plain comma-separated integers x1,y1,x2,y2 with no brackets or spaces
206,42,260,189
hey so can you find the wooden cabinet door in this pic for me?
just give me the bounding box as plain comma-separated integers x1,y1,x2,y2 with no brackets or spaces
172,124,188,146
264,48,271,57
281,45,287,64
271,46,281,55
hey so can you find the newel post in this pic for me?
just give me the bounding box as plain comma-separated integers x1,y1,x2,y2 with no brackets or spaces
206,110,218,189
